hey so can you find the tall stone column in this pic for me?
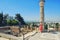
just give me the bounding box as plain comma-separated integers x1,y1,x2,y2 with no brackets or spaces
39,0,45,30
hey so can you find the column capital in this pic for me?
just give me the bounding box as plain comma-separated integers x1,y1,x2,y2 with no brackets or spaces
40,0,45,2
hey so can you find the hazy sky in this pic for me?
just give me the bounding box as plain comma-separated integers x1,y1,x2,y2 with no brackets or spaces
0,0,60,22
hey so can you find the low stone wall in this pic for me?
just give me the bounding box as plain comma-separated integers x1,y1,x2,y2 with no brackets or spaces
0,27,10,30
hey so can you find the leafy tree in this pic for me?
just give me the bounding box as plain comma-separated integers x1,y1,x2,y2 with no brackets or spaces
7,16,14,26
0,12,3,26
15,13,26,25
3,14,8,26
0,13,26,26
44,24,48,30
7,19,12,26
7,19,19,26
55,23,59,30
3,14,8,20
12,19,19,25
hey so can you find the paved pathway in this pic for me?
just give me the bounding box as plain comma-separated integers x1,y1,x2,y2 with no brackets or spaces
28,32,60,40
0,30,37,40
0,37,9,40
0,31,60,40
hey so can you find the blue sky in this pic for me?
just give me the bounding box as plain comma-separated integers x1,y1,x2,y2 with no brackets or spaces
0,0,60,22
